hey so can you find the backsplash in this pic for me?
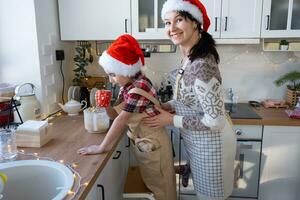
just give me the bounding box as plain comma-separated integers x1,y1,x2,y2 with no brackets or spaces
81,43,300,102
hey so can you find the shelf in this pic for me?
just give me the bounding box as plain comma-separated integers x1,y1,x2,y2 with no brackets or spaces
263,38,300,52
95,40,176,56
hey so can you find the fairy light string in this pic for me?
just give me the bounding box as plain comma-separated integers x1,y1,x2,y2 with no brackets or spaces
17,150,88,200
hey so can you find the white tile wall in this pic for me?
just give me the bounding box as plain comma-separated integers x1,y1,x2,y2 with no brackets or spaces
80,43,300,102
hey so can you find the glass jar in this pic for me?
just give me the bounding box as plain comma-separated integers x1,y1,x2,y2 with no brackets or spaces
84,107,110,133
0,129,18,162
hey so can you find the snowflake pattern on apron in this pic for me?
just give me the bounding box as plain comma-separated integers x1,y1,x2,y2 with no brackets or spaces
168,56,230,198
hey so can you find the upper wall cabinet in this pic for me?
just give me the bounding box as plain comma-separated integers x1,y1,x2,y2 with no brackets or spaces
58,0,131,40
261,0,300,38
202,0,263,39
131,0,168,39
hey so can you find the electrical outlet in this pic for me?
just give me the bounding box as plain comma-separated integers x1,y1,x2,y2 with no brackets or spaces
55,50,65,61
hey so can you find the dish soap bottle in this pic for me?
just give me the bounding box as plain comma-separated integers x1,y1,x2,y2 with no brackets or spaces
0,173,7,199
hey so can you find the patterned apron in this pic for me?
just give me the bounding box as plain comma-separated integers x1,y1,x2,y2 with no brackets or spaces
113,88,176,200
173,60,236,199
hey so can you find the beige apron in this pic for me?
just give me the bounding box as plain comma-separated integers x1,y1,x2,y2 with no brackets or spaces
114,88,176,200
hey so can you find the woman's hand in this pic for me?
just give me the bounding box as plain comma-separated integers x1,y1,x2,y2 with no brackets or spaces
77,144,106,155
143,105,174,129
160,102,174,112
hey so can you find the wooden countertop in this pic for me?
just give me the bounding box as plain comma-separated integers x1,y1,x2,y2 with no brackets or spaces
18,113,122,200
16,106,299,199
232,107,300,126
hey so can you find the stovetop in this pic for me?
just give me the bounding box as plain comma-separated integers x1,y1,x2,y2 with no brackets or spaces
225,103,262,119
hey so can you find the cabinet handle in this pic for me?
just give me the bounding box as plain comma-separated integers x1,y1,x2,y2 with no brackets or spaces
126,137,130,147
224,16,228,31
265,15,270,30
113,150,121,159
239,154,244,179
215,17,218,32
239,144,253,150
97,184,105,200
125,19,128,33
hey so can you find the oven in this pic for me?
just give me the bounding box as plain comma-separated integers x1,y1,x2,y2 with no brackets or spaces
231,125,263,199
174,103,263,199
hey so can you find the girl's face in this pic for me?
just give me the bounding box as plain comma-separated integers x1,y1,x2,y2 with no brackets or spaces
163,11,198,47
108,73,131,87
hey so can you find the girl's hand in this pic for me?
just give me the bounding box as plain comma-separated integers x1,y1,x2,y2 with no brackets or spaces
143,105,174,129
77,144,106,155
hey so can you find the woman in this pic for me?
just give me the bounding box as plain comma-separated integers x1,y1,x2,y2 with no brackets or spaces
143,0,236,199
77,34,176,200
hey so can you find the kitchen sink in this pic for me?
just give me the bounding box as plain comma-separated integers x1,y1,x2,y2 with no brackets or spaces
0,160,74,200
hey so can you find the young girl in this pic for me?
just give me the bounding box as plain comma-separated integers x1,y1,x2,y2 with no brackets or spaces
77,34,176,200
144,0,237,199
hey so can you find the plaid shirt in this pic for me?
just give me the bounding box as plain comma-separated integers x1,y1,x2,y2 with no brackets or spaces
118,72,159,116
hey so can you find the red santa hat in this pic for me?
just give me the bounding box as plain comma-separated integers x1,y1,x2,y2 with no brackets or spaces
99,34,144,77
161,0,210,32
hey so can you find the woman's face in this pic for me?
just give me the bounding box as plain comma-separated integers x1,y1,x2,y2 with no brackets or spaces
108,73,131,87
163,11,198,47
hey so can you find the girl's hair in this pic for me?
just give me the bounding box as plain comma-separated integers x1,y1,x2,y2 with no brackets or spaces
178,11,220,64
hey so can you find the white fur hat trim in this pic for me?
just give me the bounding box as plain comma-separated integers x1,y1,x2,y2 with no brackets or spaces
99,51,142,77
161,0,203,24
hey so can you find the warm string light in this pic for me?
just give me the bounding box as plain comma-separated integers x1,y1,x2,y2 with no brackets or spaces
17,150,88,200
221,49,299,66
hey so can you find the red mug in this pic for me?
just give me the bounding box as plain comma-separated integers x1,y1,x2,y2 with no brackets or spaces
95,90,112,107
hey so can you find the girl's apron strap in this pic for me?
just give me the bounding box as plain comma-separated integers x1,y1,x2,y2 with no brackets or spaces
128,88,160,106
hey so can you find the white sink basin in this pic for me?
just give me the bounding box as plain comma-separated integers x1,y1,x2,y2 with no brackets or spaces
0,160,74,200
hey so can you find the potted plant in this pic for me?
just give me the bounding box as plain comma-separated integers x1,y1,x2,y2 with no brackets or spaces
279,40,289,50
72,42,93,107
73,42,92,86
275,70,300,106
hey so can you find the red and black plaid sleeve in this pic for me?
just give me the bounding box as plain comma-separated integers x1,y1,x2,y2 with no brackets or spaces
122,74,159,116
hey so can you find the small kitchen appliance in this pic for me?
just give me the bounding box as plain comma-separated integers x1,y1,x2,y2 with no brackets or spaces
14,83,41,123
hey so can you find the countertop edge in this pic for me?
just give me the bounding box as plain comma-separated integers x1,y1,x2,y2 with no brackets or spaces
78,132,124,200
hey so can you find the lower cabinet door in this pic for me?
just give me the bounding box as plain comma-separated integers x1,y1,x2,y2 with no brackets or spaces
85,184,98,200
259,126,300,200
86,135,129,200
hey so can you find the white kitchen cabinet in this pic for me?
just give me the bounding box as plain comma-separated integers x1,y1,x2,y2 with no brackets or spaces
58,0,131,40
131,0,168,39
259,126,300,200
202,0,262,39
261,0,300,38
85,134,129,200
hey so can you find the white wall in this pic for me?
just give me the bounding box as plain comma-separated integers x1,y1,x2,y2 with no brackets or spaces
85,43,300,102
34,0,73,115
0,0,73,118
0,0,41,95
